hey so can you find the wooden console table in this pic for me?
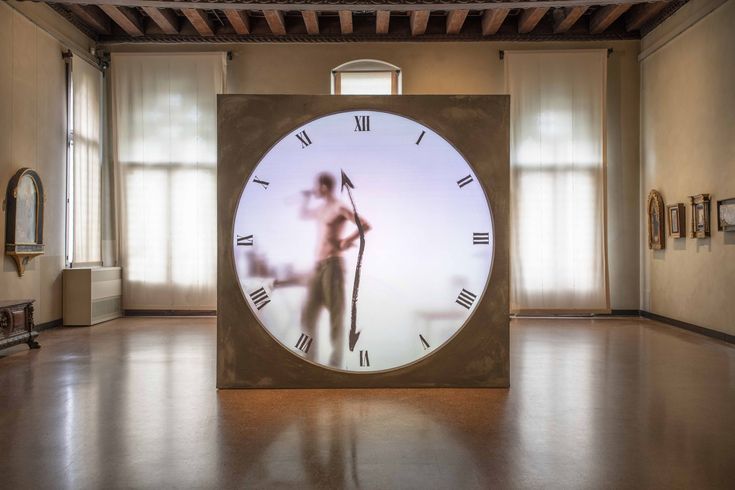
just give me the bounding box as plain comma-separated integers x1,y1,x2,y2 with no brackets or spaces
0,300,40,350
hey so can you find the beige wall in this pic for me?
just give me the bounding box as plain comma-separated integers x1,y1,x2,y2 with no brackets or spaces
640,0,735,335
0,3,79,324
111,39,642,310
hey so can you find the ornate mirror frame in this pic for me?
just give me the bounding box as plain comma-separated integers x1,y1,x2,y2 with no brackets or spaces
647,190,665,250
667,203,686,239
689,194,711,238
4,168,45,276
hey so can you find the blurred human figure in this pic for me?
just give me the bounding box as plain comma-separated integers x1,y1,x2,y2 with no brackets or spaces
300,172,371,367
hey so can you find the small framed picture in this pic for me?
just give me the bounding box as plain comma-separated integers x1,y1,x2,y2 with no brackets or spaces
667,203,685,238
647,190,665,249
717,197,735,232
689,194,711,238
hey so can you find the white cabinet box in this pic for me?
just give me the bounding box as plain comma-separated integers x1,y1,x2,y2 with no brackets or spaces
63,267,122,326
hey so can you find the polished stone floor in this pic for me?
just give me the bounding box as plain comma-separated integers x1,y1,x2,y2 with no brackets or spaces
0,317,733,489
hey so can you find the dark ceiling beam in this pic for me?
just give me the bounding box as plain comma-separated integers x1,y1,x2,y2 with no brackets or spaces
552,6,588,33
99,5,144,37
263,10,286,35
481,9,510,35
626,1,668,31
590,3,631,33
47,0,647,12
376,10,390,34
446,9,469,34
339,10,353,34
67,4,111,34
182,8,215,36
223,9,250,35
518,7,549,34
141,7,178,34
410,10,430,36
301,11,319,34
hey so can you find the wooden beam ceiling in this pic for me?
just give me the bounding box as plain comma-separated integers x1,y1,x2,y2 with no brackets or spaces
182,8,214,36
410,10,430,36
446,9,469,35
518,7,549,34
67,4,111,34
339,10,353,34
552,6,588,33
590,3,632,33
626,1,668,31
142,7,178,34
99,5,144,37
263,9,286,35
223,9,250,35
301,11,319,35
481,9,510,36
376,10,390,34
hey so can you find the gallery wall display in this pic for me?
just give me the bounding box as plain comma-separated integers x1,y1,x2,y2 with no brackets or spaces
717,198,735,232
4,168,45,276
689,194,711,238
217,95,510,388
667,203,686,239
647,190,665,250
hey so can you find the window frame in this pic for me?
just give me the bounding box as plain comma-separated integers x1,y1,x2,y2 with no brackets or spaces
331,59,402,95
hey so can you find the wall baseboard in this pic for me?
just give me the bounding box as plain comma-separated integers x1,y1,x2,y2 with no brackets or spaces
640,310,734,345
124,309,217,317
36,318,63,331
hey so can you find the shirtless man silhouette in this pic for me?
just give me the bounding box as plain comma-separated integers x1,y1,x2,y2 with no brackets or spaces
300,172,371,367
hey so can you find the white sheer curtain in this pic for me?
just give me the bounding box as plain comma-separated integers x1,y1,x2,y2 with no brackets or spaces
71,57,102,265
505,50,609,313
111,53,225,310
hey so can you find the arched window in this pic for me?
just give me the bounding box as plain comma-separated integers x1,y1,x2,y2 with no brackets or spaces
332,59,401,95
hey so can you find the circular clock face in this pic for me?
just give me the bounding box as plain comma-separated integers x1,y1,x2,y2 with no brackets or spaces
233,110,494,373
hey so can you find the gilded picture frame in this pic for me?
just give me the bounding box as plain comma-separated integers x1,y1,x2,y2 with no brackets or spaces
716,197,735,232
4,168,45,276
667,203,685,239
689,194,711,238
647,190,665,250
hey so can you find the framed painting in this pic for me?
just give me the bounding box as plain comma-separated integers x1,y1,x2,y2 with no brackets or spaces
667,203,685,238
4,168,45,276
689,194,711,238
647,190,665,250
717,198,735,232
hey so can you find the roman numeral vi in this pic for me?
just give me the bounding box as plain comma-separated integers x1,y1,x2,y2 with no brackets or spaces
354,115,370,132
249,287,271,310
455,288,477,310
295,333,313,354
296,130,312,148
236,234,253,246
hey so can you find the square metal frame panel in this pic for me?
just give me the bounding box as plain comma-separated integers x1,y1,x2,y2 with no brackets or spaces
217,95,509,388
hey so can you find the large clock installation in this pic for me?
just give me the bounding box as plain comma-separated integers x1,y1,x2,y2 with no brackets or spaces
218,95,509,388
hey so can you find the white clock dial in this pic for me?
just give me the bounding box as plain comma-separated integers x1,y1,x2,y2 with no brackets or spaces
233,110,494,373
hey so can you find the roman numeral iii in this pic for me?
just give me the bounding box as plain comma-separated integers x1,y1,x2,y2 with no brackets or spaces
236,234,253,246
249,287,271,310
295,333,313,354
359,350,370,367
296,130,312,148
455,288,477,310
473,233,489,245
354,115,370,132
457,175,474,188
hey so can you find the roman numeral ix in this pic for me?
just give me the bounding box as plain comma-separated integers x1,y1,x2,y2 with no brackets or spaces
253,176,269,189
359,350,370,367
419,334,430,351
455,288,477,310
249,287,270,310
295,333,313,354
354,115,370,132
416,130,425,145
236,234,253,246
296,130,312,149
473,233,489,245
457,175,474,188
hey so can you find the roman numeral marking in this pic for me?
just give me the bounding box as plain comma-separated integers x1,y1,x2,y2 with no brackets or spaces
295,333,313,354
455,288,477,310
296,130,312,148
359,350,370,367
419,334,430,350
253,176,269,189
236,234,253,246
457,175,474,188
354,115,370,132
473,233,489,245
416,130,426,145
249,287,271,310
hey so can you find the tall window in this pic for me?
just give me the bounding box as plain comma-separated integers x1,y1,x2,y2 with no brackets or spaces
332,59,401,95
67,56,103,267
505,50,609,313
111,53,226,310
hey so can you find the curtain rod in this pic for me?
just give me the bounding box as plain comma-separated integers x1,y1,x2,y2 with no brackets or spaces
498,48,614,60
